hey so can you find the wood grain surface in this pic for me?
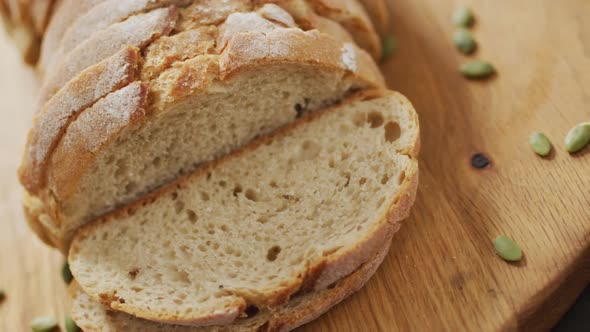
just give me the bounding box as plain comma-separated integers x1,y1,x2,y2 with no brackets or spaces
0,1,589,331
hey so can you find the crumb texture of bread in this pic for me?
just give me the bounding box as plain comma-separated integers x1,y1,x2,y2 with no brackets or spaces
69,238,391,332
69,92,419,325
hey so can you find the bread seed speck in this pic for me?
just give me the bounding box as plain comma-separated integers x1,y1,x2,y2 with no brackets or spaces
564,123,590,153
529,132,552,157
453,6,475,27
454,29,477,54
493,236,523,262
31,316,58,332
0,289,5,302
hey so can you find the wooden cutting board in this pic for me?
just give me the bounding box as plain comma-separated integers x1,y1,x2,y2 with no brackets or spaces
0,0,588,331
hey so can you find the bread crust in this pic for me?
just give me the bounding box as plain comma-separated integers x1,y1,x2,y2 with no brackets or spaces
38,0,108,73
18,46,140,195
69,90,419,324
69,231,392,332
25,25,384,253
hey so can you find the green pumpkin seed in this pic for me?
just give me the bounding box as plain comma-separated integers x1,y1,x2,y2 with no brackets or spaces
381,35,397,61
460,61,495,79
31,316,58,332
65,315,81,332
493,236,523,262
453,6,474,27
454,29,477,54
529,132,552,157
564,123,590,153
62,262,73,284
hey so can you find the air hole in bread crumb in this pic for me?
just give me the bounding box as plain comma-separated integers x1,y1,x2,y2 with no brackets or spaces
186,209,198,223
124,182,136,194
200,192,210,201
220,224,229,232
385,122,401,143
359,177,367,185
376,197,386,208
368,111,384,128
267,246,282,262
198,244,207,252
381,174,390,185
270,181,278,188
174,201,185,214
233,185,243,197
398,171,406,185
245,305,259,318
152,157,161,167
328,159,336,168
171,192,178,200
245,189,258,201
340,152,350,161
257,216,269,224
219,180,227,188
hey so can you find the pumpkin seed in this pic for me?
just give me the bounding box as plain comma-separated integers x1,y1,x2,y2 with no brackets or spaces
65,315,81,332
529,132,552,157
453,6,474,27
564,123,590,153
493,236,522,262
62,262,73,284
454,29,477,54
31,316,58,332
460,61,495,79
381,35,397,61
0,289,5,302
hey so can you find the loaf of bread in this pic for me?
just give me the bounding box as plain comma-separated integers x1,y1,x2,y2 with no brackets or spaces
4,1,423,330
20,4,384,253
69,91,419,325
69,241,391,332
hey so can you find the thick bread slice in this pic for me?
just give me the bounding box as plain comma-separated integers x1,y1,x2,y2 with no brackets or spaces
19,46,140,194
38,0,107,74
69,239,392,332
69,91,419,325
23,8,384,253
38,6,177,104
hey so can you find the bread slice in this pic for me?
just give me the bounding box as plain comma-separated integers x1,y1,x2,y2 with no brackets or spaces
69,239,391,332
21,6,384,253
38,0,107,74
69,90,419,325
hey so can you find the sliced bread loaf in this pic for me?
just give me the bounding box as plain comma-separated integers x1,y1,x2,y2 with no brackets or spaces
69,240,390,332
21,6,384,253
69,90,419,325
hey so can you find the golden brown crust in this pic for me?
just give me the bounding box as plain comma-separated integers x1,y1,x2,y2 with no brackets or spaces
38,5,177,104
18,46,140,195
69,234,392,332
39,0,108,73
69,90,419,324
